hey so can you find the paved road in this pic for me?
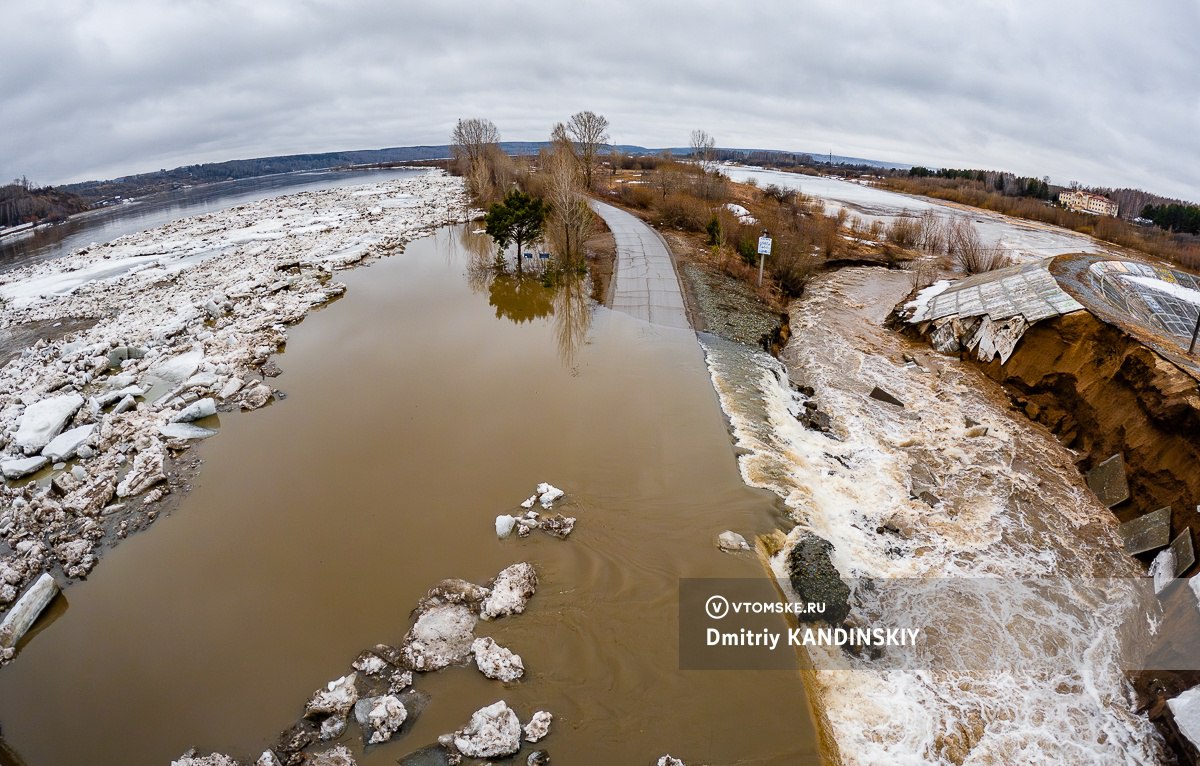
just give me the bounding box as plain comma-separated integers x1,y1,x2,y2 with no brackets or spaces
589,199,691,330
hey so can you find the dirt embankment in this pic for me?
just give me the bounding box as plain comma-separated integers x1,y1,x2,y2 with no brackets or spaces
979,310,1200,561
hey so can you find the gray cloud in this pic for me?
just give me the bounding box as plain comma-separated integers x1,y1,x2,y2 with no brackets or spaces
3,0,1197,200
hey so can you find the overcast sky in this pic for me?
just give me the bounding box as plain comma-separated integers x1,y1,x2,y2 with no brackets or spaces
3,0,1197,200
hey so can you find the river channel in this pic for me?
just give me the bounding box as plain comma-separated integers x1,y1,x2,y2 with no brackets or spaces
0,214,820,764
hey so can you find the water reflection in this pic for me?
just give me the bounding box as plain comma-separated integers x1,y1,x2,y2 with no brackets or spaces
459,226,593,368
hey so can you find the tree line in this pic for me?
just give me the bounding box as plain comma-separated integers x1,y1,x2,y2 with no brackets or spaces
1141,202,1200,235
0,180,89,229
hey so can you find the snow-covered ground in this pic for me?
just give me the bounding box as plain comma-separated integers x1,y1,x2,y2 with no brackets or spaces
0,171,469,643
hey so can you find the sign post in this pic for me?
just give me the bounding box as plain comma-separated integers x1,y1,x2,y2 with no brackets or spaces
757,233,773,287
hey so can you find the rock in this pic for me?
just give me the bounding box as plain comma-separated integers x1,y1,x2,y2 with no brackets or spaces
536,482,564,508
539,514,575,538
2,455,49,480
305,672,359,719
523,710,553,742
480,562,537,620
784,533,851,625
717,530,751,552
241,382,273,410
453,700,522,759
527,751,550,765
496,514,517,538
472,636,525,682
400,605,477,671
868,386,905,408
116,445,166,497
41,424,95,461
173,397,217,423
106,346,147,369
355,694,407,744
396,688,431,724
14,393,84,453
0,573,60,652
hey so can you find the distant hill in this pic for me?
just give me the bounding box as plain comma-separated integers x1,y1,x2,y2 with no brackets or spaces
54,142,907,205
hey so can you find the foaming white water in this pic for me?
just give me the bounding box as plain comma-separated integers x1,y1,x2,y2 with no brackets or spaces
698,267,1164,764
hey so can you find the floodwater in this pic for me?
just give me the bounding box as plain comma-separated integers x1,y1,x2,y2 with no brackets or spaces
699,267,1164,763
0,226,820,765
0,168,426,273
722,166,1116,262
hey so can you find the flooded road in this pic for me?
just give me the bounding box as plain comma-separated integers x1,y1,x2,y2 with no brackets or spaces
0,226,819,764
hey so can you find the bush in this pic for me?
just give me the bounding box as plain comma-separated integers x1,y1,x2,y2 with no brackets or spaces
658,193,708,232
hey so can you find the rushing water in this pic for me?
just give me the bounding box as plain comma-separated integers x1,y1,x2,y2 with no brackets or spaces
0,168,428,273
0,224,820,765
698,267,1163,764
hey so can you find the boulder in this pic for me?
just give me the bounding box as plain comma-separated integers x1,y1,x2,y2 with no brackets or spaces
452,700,522,759
480,562,537,620
785,534,851,625
869,386,905,408
42,424,95,461
523,710,553,742
14,393,84,454
472,636,524,682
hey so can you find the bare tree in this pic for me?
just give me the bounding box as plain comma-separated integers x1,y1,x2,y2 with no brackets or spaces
541,135,595,267
451,118,500,171
566,111,610,190
690,129,719,200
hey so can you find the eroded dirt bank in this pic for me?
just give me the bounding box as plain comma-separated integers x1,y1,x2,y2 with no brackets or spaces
977,310,1200,555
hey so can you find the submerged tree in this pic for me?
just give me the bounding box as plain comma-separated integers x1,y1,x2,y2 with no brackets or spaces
484,189,550,275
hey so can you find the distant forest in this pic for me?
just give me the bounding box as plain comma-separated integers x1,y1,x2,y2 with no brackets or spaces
0,179,89,229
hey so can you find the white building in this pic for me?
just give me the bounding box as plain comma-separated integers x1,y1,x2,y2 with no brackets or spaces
1059,190,1119,217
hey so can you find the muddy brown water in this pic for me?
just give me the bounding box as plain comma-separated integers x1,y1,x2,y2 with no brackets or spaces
0,226,819,765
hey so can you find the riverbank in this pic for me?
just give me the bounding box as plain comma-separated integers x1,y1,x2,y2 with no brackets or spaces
0,171,470,649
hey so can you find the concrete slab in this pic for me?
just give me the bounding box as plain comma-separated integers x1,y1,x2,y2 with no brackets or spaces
1119,506,1172,556
1172,529,1195,576
1086,453,1130,508
589,200,691,330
